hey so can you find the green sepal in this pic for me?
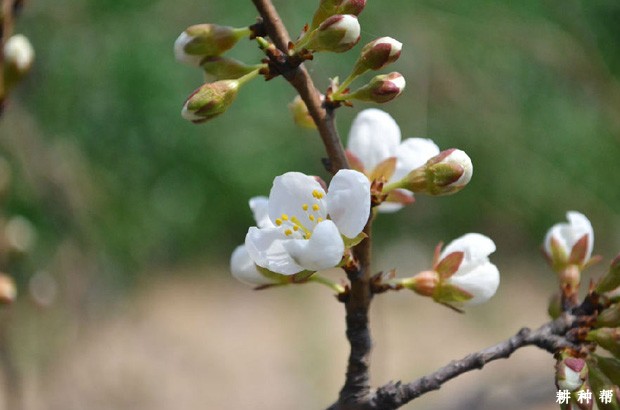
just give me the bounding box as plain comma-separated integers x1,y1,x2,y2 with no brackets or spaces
432,283,472,305
592,354,620,386
343,232,368,248
435,251,464,279
587,358,620,410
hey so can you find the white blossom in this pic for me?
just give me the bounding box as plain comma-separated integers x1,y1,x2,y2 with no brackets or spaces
544,211,593,267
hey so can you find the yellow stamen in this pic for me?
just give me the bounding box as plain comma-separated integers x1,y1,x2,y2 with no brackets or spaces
312,204,320,211
284,229,293,236
302,204,309,211
281,214,289,221
317,217,324,222
293,225,299,231
275,219,283,226
309,215,315,221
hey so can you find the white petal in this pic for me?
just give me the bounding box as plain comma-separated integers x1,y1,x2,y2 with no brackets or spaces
377,201,405,213
283,221,344,271
268,172,327,224
334,15,361,46
543,211,593,261
326,169,370,238
443,149,473,187
392,138,440,181
4,34,34,71
448,261,500,305
440,233,496,262
174,32,204,66
347,109,401,171
245,227,304,275
249,196,273,228
230,245,275,286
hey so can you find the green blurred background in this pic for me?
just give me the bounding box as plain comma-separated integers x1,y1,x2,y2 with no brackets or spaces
0,0,619,409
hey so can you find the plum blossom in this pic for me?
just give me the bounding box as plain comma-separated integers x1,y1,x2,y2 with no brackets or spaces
437,233,500,306
346,108,440,211
245,170,370,275
544,211,593,270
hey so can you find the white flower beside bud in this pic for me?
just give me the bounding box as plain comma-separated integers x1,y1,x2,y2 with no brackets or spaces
544,211,593,271
4,34,35,73
556,357,588,391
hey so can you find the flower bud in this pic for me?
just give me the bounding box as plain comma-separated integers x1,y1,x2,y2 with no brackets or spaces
3,34,34,87
351,37,402,76
597,254,620,294
593,354,620,386
174,24,247,66
181,80,239,123
544,211,594,273
401,270,438,297
587,359,620,409
201,57,260,81
556,356,588,391
288,95,318,129
0,274,17,305
304,15,360,53
346,72,405,103
597,304,620,328
399,149,473,196
587,328,620,357
310,0,366,30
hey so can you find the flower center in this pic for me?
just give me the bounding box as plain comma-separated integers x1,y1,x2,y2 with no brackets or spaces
274,189,327,239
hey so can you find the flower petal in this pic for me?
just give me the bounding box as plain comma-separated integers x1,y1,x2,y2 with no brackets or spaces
249,196,273,228
245,227,304,275
268,172,327,224
440,233,496,263
283,220,344,271
543,211,593,264
326,169,370,238
447,261,500,305
230,245,276,286
347,109,401,171
392,138,440,181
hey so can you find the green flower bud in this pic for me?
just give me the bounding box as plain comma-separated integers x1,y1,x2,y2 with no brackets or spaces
597,304,620,328
587,328,620,357
597,254,620,294
288,95,320,129
201,56,261,81
181,80,239,123
398,149,473,196
302,15,360,53
351,37,402,77
174,24,249,66
592,354,620,386
345,72,405,103
310,0,366,30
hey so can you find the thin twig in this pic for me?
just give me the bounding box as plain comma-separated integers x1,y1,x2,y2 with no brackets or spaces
250,0,349,174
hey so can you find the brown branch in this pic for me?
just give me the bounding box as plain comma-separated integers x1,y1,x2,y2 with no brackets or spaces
250,0,349,174
326,313,577,410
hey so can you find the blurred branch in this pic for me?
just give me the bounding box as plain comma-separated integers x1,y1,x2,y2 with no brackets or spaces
0,0,17,112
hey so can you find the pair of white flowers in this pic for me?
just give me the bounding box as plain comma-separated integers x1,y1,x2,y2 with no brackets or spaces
231,108,501,307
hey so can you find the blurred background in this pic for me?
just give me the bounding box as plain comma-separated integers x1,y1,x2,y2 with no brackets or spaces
0,0,619,408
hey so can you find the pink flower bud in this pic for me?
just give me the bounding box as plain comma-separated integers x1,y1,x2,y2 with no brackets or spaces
306,15,361,53
174,24,247,66
181,79,239,123
556,357,588,391
346,72,405,103
352,37,402,75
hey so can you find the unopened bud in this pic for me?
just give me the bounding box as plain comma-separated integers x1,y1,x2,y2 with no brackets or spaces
351,37,402,77
0,274,16,305
288,95,319,129
399,149,473,196
310,0,366,30
201,56,260,81
3,34,34,87
182,80,239,123
597,254,620,294
303,15,360,53
587,328,620,357
597,304,620,328
174,24,248,66
593,354,620,386
587,359,620,409
346,72,405,103
556,356,588,391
